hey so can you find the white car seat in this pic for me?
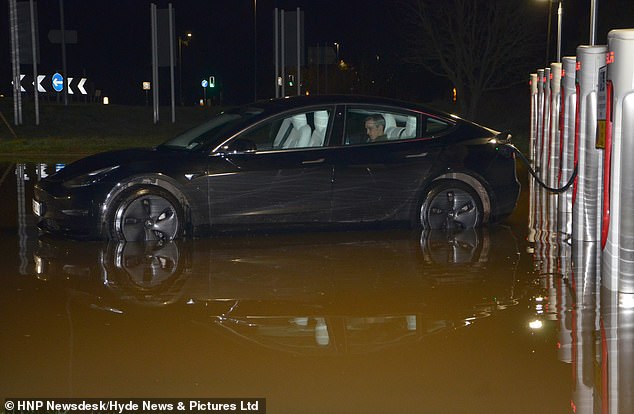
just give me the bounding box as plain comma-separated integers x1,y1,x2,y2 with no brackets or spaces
383,113,405,140
404,116,417,138
308,110,329,147
273,114,312,148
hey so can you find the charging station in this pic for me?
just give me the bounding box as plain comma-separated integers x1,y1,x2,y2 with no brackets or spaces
549,63,562,191
536,68,545,178
542,67,552,185
602,29,634,293
558,57,577,237
528,73,539,245
572,45,607,243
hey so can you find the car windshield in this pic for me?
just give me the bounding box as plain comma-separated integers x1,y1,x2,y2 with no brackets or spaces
158,108,262,151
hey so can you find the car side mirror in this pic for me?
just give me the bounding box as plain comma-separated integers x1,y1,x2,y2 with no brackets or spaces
494,131,512,144
223,138,257,154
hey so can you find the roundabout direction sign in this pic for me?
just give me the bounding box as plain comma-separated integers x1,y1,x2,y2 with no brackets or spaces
52,73,64,92
17,73,89,94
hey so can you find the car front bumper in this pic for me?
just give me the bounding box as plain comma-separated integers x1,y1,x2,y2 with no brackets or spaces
33,181,106,239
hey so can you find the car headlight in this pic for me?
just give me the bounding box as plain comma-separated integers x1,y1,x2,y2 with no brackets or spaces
63,165,120,188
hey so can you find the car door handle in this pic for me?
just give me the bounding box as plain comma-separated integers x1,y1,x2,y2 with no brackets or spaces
302,158,325,165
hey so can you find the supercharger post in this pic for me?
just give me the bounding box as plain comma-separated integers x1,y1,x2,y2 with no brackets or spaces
543,67,558,234
541,67,551,187
528,73,538,246
572,45,606,243
547,65,561,235
536,69,545,177
534,69,545,231
530,74,539,167
549,63,562,192
558,57,577,236
602,29,634,295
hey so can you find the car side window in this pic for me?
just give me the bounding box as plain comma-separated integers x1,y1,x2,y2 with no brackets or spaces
232,109,332,152
344,107,418,145
424,117,452,135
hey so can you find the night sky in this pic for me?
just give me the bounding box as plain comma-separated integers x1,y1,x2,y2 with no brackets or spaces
1,0,402,105
2,0,634,106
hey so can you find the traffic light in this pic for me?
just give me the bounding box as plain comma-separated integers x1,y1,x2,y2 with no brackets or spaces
288,75,295,87
209,76,215,88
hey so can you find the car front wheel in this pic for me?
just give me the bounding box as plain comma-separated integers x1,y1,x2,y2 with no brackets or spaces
109,187,183,242
420,180,483,230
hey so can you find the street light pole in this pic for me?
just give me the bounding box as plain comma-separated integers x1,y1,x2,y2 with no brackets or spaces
545,0,552,64
541,0,563,63
590,0,598,45
556,0,563,62
178,32,192,106
254,0,257,102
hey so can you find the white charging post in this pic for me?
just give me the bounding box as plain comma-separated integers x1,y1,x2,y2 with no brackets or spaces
558,57,577,236
602,29,634,294
572,45,606,243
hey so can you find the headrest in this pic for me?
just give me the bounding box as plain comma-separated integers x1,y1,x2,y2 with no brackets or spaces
291,114,308,128
314,111,329,130
383,113,396,130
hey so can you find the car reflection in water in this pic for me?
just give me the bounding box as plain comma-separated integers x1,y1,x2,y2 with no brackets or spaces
34,226,520,354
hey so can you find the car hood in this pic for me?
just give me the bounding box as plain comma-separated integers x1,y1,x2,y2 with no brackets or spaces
49,147,175,181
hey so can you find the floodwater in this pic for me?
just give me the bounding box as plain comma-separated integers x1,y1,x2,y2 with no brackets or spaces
0,162,631,413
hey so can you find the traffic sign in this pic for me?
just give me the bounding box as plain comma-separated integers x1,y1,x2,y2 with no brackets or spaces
77,78,87,94
52,73,64,92
201,79,209,88
17,73,89,95
36,75,46,92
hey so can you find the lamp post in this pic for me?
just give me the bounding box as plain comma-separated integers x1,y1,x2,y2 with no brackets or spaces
557,0,564,62
254,0,257,102
541,0,563,63
178,31,192,106
589,0,598,45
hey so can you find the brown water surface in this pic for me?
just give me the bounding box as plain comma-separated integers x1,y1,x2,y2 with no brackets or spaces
1,162,630,413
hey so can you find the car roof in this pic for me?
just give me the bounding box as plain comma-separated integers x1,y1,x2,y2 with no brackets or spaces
250,94,460,121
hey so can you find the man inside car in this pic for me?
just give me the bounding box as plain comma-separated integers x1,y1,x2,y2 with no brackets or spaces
364,114,387,142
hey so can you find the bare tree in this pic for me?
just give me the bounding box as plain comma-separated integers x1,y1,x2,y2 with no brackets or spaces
400,0,540,118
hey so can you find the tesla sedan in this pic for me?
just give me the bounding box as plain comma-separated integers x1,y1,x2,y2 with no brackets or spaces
33,95,519,241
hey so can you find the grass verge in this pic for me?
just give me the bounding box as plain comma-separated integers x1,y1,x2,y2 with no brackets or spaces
0,99,220,162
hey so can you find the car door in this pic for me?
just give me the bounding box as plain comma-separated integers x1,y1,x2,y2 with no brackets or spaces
207,108,335,225
330,106,453,222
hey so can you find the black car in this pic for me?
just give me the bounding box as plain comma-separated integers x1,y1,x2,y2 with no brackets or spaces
33,95,520,241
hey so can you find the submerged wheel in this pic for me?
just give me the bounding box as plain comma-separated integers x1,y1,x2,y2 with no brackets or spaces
110,187,183,242
420,180,483,230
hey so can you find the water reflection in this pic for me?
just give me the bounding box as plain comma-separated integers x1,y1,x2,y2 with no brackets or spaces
0,161,583,410
530,174,634,413
32,227,520,355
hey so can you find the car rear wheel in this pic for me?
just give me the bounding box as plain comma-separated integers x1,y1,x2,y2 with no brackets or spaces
109,187,183,242
419,180,483,230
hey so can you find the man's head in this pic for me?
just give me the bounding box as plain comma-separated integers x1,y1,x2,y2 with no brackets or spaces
364,114,386,141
